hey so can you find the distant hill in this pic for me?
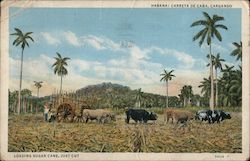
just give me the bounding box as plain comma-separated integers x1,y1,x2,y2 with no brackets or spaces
76,82,131,96
74,82,180,109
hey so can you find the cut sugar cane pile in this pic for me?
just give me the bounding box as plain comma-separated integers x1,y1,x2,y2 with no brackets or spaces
8,112,241,153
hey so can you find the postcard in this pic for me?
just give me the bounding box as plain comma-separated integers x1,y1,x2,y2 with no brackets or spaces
0,0,249,161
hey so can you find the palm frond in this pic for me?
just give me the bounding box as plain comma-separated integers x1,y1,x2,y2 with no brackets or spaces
62,57,70,61
214,29,222,41
230,49,238,56
15,40,23,47
199,30,207,46
169,70,174,74
191,20,207,27
170,74,175,77
215,24,228,30
26,36,34,42
232,42,240,47
213,15,224,22
10,33,19,36
24,32,33,36
202,12,211,20
25,40,30,47
14,28,23,35
12,38,20,45
56,52,62,58
192,28,207,41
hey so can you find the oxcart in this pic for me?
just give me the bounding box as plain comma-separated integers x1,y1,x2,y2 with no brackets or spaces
51,96,89,123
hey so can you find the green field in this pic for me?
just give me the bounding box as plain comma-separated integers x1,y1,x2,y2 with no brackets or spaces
8,112,241,153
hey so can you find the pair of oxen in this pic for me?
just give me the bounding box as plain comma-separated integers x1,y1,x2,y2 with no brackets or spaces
164,109,231,124
48,109,116,123
125,108,231,124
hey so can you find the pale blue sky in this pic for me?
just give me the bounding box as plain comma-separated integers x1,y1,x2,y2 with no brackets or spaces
9,8,241,96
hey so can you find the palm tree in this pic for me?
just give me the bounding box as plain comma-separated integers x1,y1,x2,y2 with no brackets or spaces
11,28,34,115
160,69,175,108
34,81,43,97
231,41,242,61
198,77,211,106
52,52,70,95
178,94,184,107
222,64,234,75
229,67,242,106
180,85,193,107
207,53,225,107
219,65,235,106
191,12,227,110
21,89,32,113
9,90,19,113
135,88,144,108
191,94,202,107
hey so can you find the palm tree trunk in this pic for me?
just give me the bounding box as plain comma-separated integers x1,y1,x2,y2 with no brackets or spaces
166,81,168,108
60,75,63,95
215,68,218,107
37,88,39,97
27,98,30,113
30,101,33,113
15,101,17,113
24,97,26,114
184,97,187,107
209,44,215,110
18,48,24,115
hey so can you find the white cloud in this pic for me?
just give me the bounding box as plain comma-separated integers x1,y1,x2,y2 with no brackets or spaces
70,59,101,73
130,46,150,61
10,54,53,80
63,31,81,47
92,65,159,86
81,35,123,52
40,31,123,51
146,46,196,69
108,59,127,66
40,32,61,45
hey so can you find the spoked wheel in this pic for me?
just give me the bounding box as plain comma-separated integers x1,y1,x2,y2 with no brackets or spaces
56,103,75,123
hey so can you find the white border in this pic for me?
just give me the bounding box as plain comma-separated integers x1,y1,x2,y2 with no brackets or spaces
1,0,249,161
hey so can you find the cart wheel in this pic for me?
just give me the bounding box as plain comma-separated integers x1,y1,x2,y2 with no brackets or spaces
56,103,75,123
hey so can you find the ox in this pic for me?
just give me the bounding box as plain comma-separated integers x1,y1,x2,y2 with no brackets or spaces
164,109,194,124
82,109,116,123
125,109,157,124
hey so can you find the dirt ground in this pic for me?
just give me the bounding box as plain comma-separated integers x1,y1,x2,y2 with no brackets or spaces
8,112,242,152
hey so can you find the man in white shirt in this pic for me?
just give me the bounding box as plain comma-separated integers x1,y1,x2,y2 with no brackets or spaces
44,102,50,122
